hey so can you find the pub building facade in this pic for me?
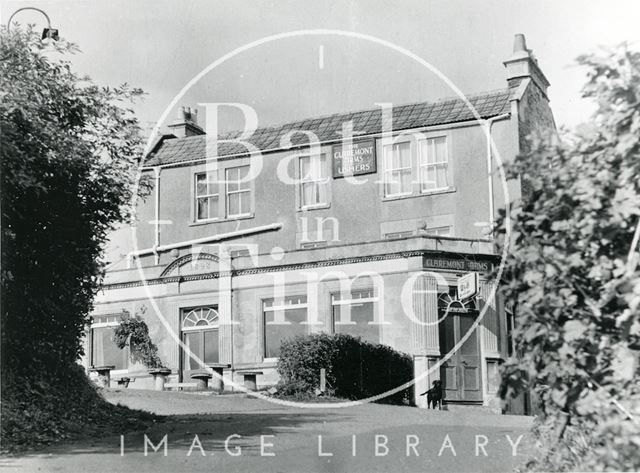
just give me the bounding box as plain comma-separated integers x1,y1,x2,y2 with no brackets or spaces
83,35,555,412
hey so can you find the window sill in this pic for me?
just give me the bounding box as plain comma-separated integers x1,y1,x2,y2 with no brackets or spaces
189,213,255,227
382,187,456,202
297,203,331,212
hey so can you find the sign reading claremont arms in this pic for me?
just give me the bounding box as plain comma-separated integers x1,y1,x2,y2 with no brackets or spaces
423,255,493,272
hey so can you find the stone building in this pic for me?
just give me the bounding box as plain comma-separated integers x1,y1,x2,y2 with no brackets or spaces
84,34,555,411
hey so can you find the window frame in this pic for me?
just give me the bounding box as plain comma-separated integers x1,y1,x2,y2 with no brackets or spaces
424,225,452,237
262,295,309,361
225,165,253,218
180,306,220,372
330,288,381,344
191,162,255,224
384,230,414,240
89,313,129,371
382,141,413,198
194,171,220,223
418,136,450,194
298,153,330,210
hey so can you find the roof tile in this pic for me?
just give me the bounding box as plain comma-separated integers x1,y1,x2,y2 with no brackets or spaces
146,88,511,166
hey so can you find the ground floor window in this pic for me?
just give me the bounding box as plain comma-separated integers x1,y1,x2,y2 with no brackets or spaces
181,307,219,374
263,295,308,358
331,289,379,344
90,313,128,370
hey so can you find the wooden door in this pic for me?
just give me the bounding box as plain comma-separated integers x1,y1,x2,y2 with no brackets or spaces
439,311,482,402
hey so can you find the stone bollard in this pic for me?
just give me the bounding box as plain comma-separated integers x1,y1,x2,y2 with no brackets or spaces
239,371,262,395
91,365,115,389
148,368,171,391
191,372,212,391
207,364,230,393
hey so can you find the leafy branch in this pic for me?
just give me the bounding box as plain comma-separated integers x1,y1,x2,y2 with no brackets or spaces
113,316,164,369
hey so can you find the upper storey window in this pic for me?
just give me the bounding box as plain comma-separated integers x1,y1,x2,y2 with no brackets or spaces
418,136,449,192
383,136,452,198
226,165,252,218
299,154,329,209
383,142,412,197
194,165,253,222
195,172,219,221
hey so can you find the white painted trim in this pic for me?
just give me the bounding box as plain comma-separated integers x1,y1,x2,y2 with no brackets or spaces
128,222,282,257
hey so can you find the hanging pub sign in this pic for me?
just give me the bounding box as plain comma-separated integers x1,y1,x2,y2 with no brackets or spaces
457,272,479,300
332,139,376,178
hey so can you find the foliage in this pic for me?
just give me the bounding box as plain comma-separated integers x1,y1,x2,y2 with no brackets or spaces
1,364,158,453
496,44,640,471
113,314,164,369
0,26,150,449
276,333,413,405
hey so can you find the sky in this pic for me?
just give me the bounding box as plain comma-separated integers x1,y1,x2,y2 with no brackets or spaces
3,0,640,136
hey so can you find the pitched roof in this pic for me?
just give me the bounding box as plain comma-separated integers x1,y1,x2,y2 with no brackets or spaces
145,88,512,167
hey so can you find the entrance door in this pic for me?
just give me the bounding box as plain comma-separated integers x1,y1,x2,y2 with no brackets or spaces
438,310,482,402
180,307,219,381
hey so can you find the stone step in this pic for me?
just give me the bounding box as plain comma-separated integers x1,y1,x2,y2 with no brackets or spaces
442,402,501,414
164,382,198,389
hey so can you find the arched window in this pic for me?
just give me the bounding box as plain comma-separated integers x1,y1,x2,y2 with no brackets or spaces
182,307,218,330
438,291,479,313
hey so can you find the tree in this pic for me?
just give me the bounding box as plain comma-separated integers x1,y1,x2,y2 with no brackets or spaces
0,26,150,449
497,44,640,471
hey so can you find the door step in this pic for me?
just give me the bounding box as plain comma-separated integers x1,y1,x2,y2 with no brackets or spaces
165,382,198,390
443,402,500,414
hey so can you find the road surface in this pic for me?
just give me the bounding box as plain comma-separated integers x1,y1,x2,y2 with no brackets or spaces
0,390,534,473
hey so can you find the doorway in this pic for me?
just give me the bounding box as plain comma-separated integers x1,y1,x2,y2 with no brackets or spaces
180,307,219,381
438,304,482,402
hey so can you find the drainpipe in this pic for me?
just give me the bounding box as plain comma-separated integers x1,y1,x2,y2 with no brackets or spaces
484,114,510,238
129,222,283,258
153,167,161,265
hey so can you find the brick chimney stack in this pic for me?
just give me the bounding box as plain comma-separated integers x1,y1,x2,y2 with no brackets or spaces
168,106,205,138
503,34,550,98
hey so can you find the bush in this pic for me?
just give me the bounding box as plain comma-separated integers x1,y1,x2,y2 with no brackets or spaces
276,333,413,405
114,314,165,369
0,27,150,451
495,44,640,471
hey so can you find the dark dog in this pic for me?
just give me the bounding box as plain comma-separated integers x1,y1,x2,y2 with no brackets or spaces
420,380,443,409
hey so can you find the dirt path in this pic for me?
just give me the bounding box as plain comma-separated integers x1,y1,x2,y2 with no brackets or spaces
0,390,534,473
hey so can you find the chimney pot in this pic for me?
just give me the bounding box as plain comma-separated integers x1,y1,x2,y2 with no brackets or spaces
168,105,205,138
504,34,550,96
513,34,527,53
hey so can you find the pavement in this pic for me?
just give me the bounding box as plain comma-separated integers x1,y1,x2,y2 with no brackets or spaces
0,389,535,473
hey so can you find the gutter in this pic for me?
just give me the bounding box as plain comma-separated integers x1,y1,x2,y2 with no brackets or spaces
484,113,510,238
153,167,161,264
142,115,504,171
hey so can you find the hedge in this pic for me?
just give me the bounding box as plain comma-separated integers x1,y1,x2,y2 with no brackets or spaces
276,333,413,404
